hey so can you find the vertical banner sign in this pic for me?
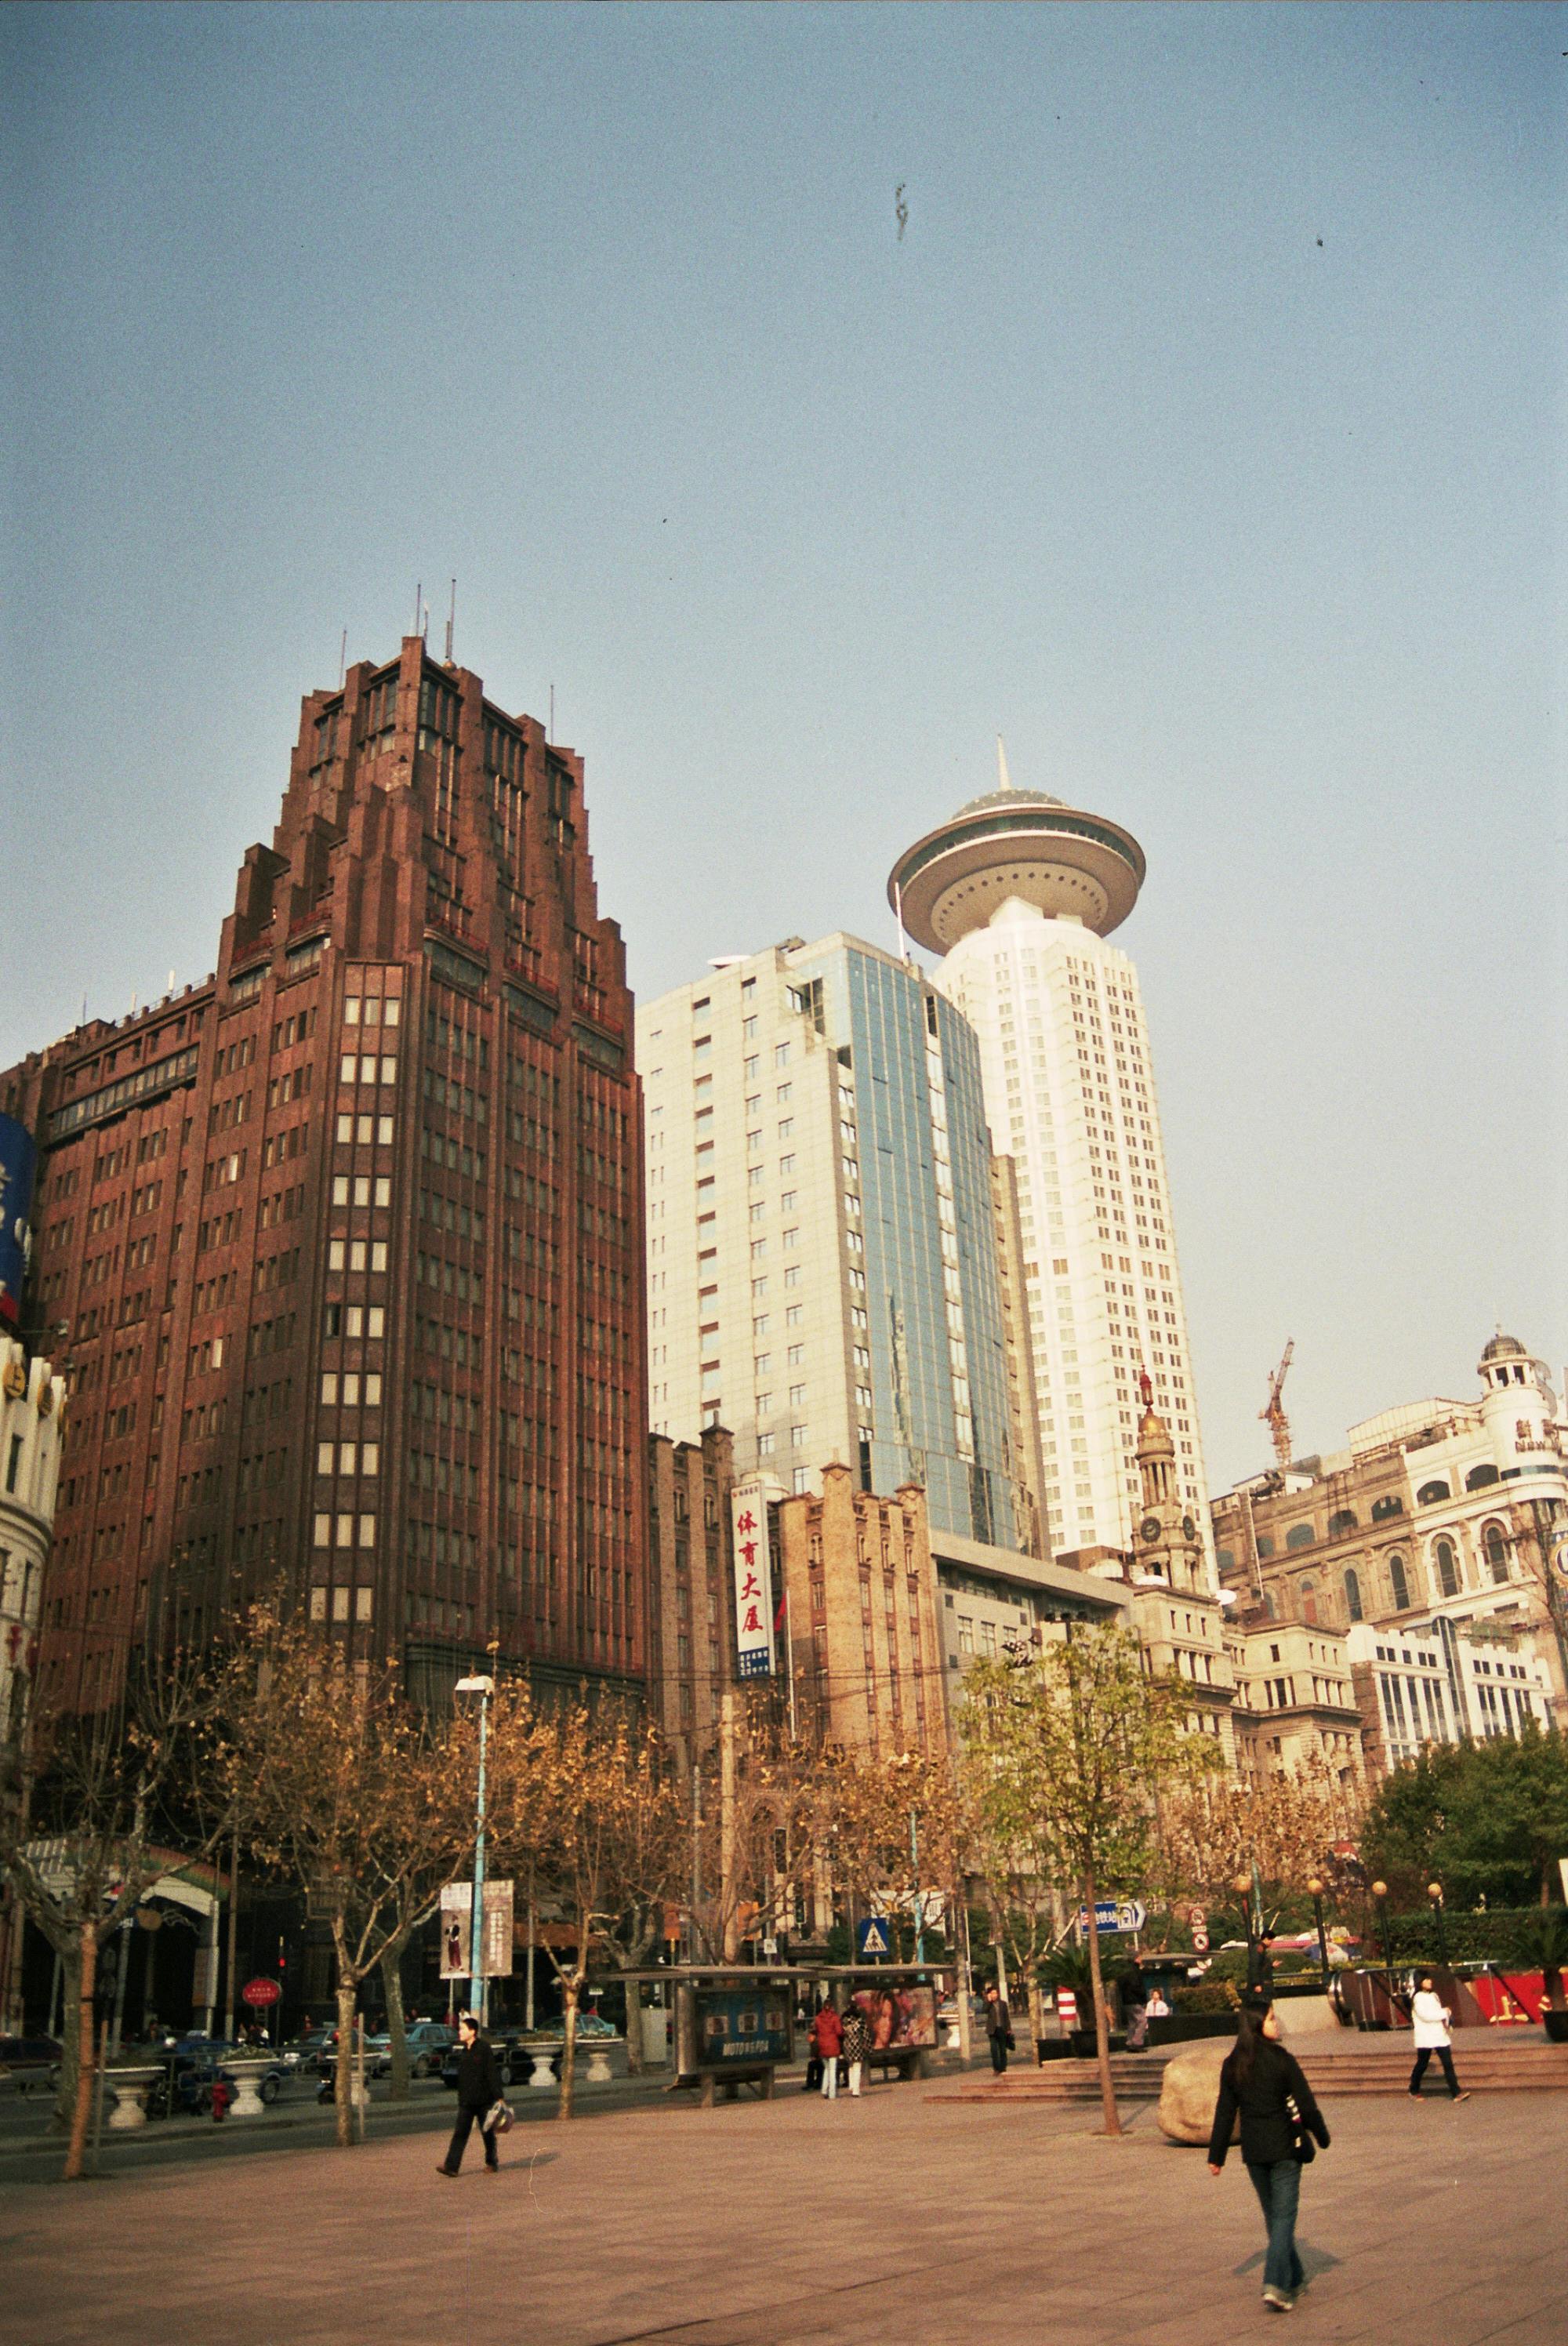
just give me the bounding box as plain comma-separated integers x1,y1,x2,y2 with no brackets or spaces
0,1113,38,1328
439,1885,471,1981
731,1478,775,1679
441,1881,514,1977
481,1879,514,1978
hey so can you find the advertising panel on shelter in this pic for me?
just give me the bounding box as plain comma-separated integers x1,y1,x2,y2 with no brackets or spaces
691,1987,793,2068
849,1983,938,2049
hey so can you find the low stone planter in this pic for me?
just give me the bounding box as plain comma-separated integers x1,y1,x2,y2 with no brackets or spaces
1147,2014,1236,2046
105,2065,162,2130
515,2036,623,2087
225,2060,274,2119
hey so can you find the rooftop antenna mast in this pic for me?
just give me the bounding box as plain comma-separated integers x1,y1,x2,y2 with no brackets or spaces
996,734,1012,794
338,628,347,688
893,878,907,962
413,579,421,638
444,579,456,665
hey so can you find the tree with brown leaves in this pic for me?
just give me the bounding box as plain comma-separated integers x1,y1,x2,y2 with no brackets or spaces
216,1611,469,2148
0,1645,229,2181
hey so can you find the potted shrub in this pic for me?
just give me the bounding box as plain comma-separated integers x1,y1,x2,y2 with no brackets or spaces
1519,1912,1568,2043
1041,1941,1129,2057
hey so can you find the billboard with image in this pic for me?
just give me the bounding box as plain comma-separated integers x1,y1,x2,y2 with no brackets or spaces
851,1982,937,2050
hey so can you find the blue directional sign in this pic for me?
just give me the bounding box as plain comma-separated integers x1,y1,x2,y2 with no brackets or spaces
856,1916,892,1959
1077,1900,1147,1935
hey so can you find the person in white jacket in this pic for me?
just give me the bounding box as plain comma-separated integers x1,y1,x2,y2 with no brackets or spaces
1409,1975,1469,2101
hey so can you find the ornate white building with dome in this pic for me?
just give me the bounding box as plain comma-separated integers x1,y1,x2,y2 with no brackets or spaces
888,772,1210,1568
1210,1331,1568,1761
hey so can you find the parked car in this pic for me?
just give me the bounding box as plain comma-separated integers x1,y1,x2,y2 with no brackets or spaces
0,2036,63,2092
402,2020,457,2079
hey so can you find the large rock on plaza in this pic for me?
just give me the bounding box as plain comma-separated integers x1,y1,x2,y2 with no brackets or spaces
1157,2040,1234,2147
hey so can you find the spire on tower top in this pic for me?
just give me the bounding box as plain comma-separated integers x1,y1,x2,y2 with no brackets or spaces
996,734,1011,795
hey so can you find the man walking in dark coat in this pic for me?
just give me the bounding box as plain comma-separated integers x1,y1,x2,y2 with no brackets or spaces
437,2010,503,2176
983,1981,1013,2074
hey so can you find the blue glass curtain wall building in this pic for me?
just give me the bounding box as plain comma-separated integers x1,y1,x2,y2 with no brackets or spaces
788,943,1017,1550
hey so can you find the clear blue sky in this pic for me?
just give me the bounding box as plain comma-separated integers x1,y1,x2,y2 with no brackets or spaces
2,2,1562,1489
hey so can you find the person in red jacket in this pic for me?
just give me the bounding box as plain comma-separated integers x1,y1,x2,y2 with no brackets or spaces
811,2002,844,2101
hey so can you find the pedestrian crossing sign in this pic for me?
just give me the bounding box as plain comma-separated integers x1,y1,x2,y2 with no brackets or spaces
856,1916,891,1959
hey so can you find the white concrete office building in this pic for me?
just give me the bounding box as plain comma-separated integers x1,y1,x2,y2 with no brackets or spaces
889,782,1210,1563
637,935,1022,1546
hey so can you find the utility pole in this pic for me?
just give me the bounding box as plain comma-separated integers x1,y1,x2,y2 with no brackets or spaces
720,1691,739,1962
524,1865,536,2032
688,1755,703,1965
456,1672,495,2026
909,1807,924,1966
223,1829,239,2044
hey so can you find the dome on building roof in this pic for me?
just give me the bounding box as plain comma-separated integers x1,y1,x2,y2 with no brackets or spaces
955,786,1066,817
1480,1330,1527,1362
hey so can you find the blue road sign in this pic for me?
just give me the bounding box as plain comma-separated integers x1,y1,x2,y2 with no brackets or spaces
1077,1900,1147,1935
856,1916,892,1959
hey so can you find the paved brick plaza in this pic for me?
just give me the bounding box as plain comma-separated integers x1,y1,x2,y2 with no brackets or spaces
4,2079,1564,2345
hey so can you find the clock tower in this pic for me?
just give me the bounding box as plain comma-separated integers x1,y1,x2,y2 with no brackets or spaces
1126,1370,1237,1763
1131,1371,1207,1596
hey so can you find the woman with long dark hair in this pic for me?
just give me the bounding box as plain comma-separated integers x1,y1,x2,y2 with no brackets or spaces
1208,1999,1330,2312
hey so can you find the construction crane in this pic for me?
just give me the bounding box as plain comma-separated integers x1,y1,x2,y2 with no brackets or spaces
1261,1340,1295,1468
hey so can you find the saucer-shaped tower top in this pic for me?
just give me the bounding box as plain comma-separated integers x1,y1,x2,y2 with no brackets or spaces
888,783,1146,954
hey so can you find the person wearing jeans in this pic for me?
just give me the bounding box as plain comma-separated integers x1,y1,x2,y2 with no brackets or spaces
811,2002,842,2101
1209,1999,1330,2312
841,2000,869,2098
1410,1977,1470,2101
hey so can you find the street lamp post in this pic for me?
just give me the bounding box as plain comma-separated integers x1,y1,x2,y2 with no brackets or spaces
1232,1873,1257,1992
1370,1879,1396,2017
1427,1881,1449,1969
1306,1877,1330,1992
909,1807,924,1969
456,1674,495,2028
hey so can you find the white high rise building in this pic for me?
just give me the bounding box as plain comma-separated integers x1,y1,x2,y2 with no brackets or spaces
889,779,1211,1566
637,935,1023,1547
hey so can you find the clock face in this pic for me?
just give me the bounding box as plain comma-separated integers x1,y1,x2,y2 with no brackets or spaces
1141,1516,1162,1544
1181,1514,1196,1540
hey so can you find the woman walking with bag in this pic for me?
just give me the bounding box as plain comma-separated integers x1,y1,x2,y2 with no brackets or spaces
1409,1976,1470,2101
1208,1999,1330,2312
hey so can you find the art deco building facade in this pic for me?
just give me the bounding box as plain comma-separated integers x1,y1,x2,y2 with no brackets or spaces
889,781,1210,1567
1,638,645,1712
646,1426,739,1766
638,937,1023,1551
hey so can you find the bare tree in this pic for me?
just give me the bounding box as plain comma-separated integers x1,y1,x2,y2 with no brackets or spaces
216,1611,468,2148
0,1647,229,2181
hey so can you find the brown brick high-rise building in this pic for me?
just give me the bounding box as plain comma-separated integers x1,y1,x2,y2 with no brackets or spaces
2,637,645,1713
